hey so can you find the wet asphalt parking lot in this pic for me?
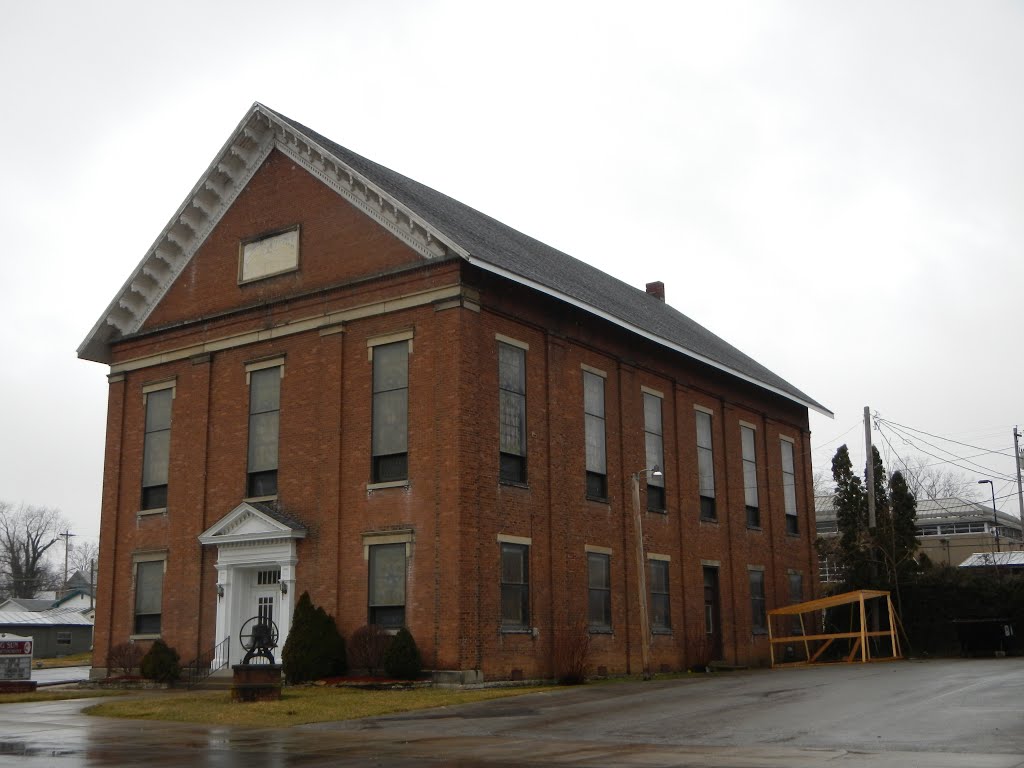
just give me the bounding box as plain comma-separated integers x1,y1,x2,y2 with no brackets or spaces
1,658,1023,767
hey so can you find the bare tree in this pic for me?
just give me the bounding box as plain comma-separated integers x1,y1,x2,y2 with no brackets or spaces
0,501,69,599
897,457,978,502
812,469,833,501
68,539,100,581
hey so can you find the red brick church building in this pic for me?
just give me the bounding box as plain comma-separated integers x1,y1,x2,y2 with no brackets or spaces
79,103,829,681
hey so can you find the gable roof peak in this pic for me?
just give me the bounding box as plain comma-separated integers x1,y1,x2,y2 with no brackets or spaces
80,104,829,417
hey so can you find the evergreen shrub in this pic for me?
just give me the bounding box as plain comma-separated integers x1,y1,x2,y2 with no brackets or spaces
139,639,181,683
281,591,347,683
382,627,422,679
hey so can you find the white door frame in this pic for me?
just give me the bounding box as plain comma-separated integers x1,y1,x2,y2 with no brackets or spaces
198,502,305,668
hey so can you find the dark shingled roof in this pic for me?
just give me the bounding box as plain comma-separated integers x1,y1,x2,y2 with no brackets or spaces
271,108,829,416
248,501,306,532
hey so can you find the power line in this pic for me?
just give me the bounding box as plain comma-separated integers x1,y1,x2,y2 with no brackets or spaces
876,421,1018,484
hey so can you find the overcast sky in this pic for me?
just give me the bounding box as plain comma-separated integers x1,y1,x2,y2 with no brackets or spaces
2,1,1022,549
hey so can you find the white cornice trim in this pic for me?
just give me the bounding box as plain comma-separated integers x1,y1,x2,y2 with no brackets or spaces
78,103,467,365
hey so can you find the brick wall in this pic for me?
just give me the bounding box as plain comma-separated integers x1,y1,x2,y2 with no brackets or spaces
91,159,816,679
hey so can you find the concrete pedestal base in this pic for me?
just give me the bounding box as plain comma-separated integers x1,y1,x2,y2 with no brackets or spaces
231,664,282,702
0,680,36,693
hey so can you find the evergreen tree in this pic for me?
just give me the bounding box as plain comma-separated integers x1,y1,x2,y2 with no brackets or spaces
887,470,919,578
831,444,872,587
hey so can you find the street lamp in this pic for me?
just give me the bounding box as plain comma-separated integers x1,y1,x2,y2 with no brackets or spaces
631,464,662,681
978,479,1000,572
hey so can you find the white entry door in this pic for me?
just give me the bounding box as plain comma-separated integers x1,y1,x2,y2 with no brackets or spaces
251,568,280,635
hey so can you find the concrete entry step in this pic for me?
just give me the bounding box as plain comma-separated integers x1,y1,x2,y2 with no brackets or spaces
431,669,483,686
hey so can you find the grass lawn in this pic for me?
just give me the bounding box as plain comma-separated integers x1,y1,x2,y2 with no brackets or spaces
36,652,92,669
85,684,556,727
0,690,124,704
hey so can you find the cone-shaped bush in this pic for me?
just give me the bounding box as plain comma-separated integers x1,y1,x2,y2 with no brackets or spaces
282,592,347,683
383,627,422,680
139,639,181,683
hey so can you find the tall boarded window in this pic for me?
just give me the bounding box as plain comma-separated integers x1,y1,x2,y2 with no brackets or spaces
368,543,406,628
749,568,767,633
649,558,671,630
247,365,281,497
372,341,409,483
584,371,607,499
644,392,665,511
741,425,760,528
498,342,527,483
587,552,612,630
141,384,173,510
134,558,164,635
500,542,530,629
781,439,798,534
696,410,716,520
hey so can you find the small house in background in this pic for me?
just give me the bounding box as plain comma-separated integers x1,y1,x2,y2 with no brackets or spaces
0,611,93,658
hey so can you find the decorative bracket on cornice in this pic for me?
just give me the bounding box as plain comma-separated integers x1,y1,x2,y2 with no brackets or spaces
269,119,453,261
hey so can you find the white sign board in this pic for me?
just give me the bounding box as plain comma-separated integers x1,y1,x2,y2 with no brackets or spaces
0,633,33,681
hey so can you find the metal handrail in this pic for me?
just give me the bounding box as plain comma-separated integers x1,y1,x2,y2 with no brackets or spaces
184,637,230,689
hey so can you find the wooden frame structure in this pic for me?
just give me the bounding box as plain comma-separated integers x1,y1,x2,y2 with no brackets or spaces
767,589,901,668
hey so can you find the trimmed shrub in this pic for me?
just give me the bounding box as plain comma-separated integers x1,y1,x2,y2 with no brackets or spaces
281,591,347,683
139,639,181,683
383,627,422,680
107,641,144,677
349,624,391,675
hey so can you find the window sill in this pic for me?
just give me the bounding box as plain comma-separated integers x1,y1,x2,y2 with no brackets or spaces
747,526,763,532
647,508,667,515
786,531,801,538
243,495,278,504
137,507,167,517
499,479,530,490
699,517,718,524
129,633,161,641
366,480,409,491
500,628,533,635
751,629,769,637
586,496,610,505
588,627,613,635
652,628,673,636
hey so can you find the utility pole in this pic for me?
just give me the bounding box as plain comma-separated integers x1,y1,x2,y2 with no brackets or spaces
1014,426,1024,551
864,406,876,529
58,530,76,597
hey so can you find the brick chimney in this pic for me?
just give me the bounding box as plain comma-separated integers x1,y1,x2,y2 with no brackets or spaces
645,281,665,302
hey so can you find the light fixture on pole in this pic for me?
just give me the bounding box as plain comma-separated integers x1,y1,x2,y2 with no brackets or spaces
631,464,662,681
978,479,1000,572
